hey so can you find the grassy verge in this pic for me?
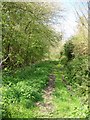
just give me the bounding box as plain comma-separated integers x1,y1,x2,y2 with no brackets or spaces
2,60,58,118
51,55,88,118
52,68,88,118
1,56,89,118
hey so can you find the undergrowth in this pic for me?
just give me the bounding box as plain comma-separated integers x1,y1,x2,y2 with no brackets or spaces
1,56,89,118
2,60,58,118
52,55,89,118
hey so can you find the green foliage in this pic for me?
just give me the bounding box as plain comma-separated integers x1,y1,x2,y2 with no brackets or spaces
1,2,89,118
2,61,57,118
2,57,89,118
54,31,88,117
64,41,75,61
70,17,88,57
52,55,88,118
2,2,59,69
59,18,89,117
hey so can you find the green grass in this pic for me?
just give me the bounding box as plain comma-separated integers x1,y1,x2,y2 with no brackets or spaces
52,70,88,118
2,60,58,118
51,55,88,118
2,58,89,118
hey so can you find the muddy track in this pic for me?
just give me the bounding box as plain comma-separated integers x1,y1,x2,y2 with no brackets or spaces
36,74,56,117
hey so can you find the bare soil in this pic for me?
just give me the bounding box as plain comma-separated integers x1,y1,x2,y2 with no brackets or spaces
36,74,56,117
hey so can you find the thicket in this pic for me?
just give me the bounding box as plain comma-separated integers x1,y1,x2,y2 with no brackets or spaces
2,2,59,69
59,24,89,117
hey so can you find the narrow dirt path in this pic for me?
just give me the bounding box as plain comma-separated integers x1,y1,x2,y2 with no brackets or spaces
36,74,56,117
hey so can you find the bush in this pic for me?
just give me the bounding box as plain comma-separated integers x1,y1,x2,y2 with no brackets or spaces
64,41,75,61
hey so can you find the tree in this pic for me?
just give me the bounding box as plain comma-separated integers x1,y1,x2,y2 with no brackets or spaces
2,2,60,69
71,17,88,56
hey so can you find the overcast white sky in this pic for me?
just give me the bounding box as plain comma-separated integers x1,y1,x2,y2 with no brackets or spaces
49,0,88,41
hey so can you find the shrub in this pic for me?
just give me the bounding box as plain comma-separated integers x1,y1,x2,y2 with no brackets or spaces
64,41,75,61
